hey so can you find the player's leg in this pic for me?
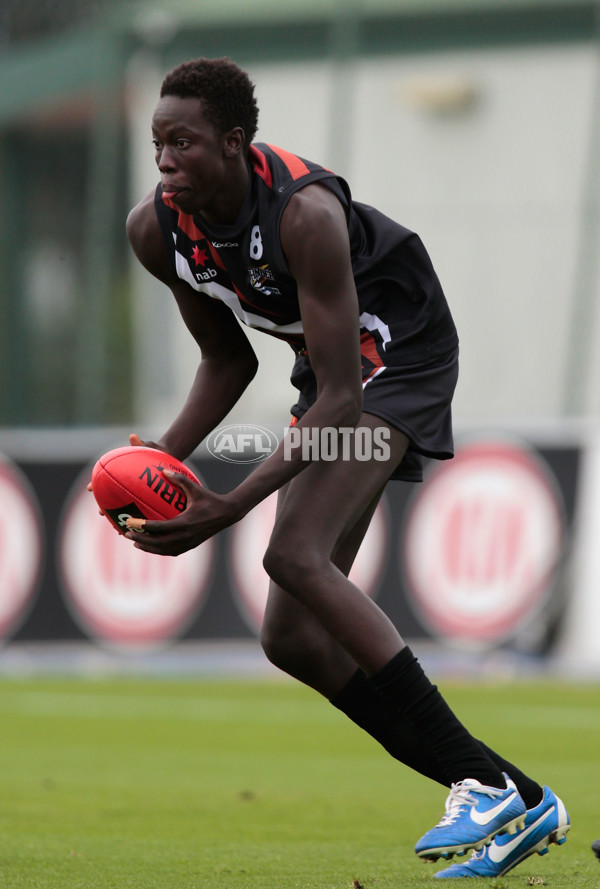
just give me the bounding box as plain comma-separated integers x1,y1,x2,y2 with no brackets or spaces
262,481,450,784
324,429,566,872
264,568,567,873
262,479,545,794
263,413,525,857
263,415,411,676
329,508,547,805
261,483,384,697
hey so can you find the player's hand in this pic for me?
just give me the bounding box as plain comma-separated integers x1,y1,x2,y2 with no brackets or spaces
124,473,237,556
88,434,169,511
129,432,170,452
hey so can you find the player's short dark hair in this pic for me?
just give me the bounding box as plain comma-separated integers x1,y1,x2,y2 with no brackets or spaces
160,58,259,151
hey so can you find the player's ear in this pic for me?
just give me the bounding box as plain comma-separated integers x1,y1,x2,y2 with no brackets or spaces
223,127,245,158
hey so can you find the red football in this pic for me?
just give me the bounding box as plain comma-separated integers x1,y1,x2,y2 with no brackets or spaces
91,446,201,534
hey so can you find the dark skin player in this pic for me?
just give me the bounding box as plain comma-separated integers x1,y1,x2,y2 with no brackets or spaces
125,93,412,688
115,73,564,874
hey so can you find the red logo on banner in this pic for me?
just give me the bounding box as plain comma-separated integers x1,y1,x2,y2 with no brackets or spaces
229,491,389,634
58,471,215,649
0,455,43,640
403,440,564,646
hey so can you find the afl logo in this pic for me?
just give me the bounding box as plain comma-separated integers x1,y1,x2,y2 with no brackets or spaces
207,424,279,464
402,440,564,647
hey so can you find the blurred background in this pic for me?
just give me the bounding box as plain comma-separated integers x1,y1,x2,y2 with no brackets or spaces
1,0,600,675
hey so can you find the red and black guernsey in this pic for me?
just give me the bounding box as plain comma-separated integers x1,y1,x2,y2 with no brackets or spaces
154,142,458,385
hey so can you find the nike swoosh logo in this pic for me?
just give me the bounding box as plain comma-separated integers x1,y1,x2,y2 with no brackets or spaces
470,792,519,826
488,808,554,863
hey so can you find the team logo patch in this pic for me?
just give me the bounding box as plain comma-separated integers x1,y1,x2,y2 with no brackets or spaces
192,245,209,267
248,264,281,296
190,243,218,282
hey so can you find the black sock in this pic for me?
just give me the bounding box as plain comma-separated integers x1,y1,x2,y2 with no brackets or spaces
369,648,506,787
330,668,449,785
331,667,543,807
475,740,543,809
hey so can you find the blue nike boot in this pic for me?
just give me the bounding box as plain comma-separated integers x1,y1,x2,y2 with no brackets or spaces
434,785,570,878
415,773,526,861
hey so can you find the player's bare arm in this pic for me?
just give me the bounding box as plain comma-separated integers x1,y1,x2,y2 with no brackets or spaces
127,184,363,555
126,192,259,460
282,183,363,427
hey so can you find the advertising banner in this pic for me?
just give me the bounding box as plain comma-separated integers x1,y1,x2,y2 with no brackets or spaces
0,434,581,656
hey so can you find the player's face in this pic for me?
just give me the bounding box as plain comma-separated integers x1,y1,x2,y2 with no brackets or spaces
151,95,240,220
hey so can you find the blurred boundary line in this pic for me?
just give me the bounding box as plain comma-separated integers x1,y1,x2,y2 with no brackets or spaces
0,639,281,681
1,639,599,682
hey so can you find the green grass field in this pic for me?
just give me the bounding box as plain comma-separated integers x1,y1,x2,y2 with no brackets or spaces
0,673,598,888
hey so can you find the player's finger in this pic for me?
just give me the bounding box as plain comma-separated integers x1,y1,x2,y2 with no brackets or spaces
125,518,169,536
129,433,145,447
163,469,201,498
126,527,185,555
125,517,147,532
